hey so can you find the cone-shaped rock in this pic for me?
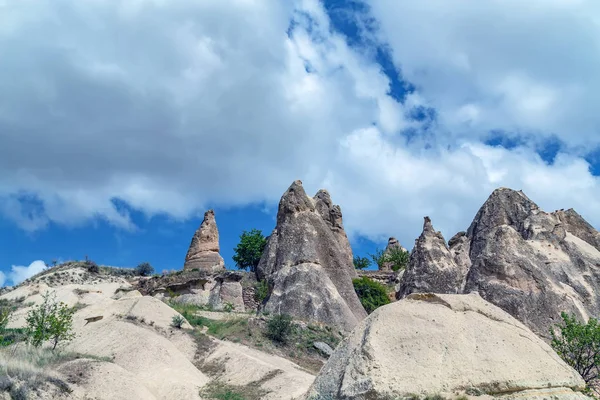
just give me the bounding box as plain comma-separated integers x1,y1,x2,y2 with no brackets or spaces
397,217,468,298
257,180,367,331
183,210,225,271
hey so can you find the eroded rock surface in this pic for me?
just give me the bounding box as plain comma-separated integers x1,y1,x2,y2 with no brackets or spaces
398,188,600,338
183,210,225,272
257,180,366,331
380,237,407,272
307,293,589,400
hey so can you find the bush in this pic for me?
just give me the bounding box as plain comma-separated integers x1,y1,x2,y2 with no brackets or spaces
85,260,99,274
233,229,267,272
135,262,154,277
254,279,269,304
25,292,76,350
171,315,186,329
550,312,600,390
223,303,235,313
353,256,371,270
352,277,391,314
266,314,293,344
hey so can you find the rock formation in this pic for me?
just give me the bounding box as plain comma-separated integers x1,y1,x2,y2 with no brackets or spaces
183,210,225,271
398,188,600,338
396,217,468,298
307,292,590,400
257,180,367,331
380,237,407,271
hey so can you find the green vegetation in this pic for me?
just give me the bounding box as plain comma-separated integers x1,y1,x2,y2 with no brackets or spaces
370,247,410,272
550,312,600,391
233,229,267,272
25,292,76,350
265,314,293,344
85,259,99,274
352,276,391,314
199,380,268,400
135,262,154,277
171,314,186,329
254,279,269,304
352,255,371,270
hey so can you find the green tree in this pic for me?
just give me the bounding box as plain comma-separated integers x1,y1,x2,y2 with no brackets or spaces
0,301,12,332
25,292,76,350
233,229,267,272
266,314,293,344
369,248,410,272
550,312,600,389
135,262,154,277
353,256,371,270
352,277,391,314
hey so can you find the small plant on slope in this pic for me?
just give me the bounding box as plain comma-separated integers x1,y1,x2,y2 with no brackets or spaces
254,279,269,304
352,276,390,314
233,229,267,272
171,314,186,329
25,291,76,350
550,312,600,392
266,314,293,344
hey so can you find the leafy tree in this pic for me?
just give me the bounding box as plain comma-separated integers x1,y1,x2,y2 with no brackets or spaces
550,312,600,389
233,229,267,272
352,277,391,314
25,292,76,350
266,314,293,344
369,248,410,272
85,259,99,273
353,256,371,270
135,262,154,277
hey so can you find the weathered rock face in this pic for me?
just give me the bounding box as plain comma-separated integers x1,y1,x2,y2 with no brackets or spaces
380,237,407,272
398,187,600,338
257,180,367,332
397,217,468,299
307,293,589,400
183,210,225,272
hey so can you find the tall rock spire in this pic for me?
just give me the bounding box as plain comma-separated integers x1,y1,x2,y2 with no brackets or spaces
183,209,225,271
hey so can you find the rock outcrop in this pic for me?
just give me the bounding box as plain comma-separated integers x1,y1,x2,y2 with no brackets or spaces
307,293,590,400
183,210,225,271
398,188,600,338
380,237,406,271
257,180,367,331
397,217,468,298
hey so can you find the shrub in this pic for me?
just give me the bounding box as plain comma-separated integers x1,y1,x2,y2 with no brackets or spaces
85,260,99,274
550,312,600,389
266,314,293,344
135,262,154,277
171,315,186,329
233,229,267,272
25,292,76,350
352,277,391,314
254,279,269,304
353,256,371,270
223,303,235,313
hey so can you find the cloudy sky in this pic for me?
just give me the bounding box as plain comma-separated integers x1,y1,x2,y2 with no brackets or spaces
2,0,600,286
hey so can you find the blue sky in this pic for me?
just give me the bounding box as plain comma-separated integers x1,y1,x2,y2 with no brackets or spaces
2,0,600,286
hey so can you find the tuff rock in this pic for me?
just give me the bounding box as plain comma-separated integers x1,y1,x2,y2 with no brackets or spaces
307,292,590,400
257,180,366,332
398,188,600,338
183,210,225,272
380,237,407,272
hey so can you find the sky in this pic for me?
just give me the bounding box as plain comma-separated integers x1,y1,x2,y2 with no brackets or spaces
2,0,600,286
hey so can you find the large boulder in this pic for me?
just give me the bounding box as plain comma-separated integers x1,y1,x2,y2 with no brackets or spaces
307,292,590,400
397,217,468,298
257,180,366,332
183,209,225,271
397,188,600,338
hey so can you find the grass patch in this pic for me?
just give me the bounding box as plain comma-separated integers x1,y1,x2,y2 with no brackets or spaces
199,380,269,400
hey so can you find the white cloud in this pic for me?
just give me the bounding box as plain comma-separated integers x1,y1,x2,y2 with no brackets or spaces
0,271,5,287
8,260,48,286
368,0,600,146
0,0,599,252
